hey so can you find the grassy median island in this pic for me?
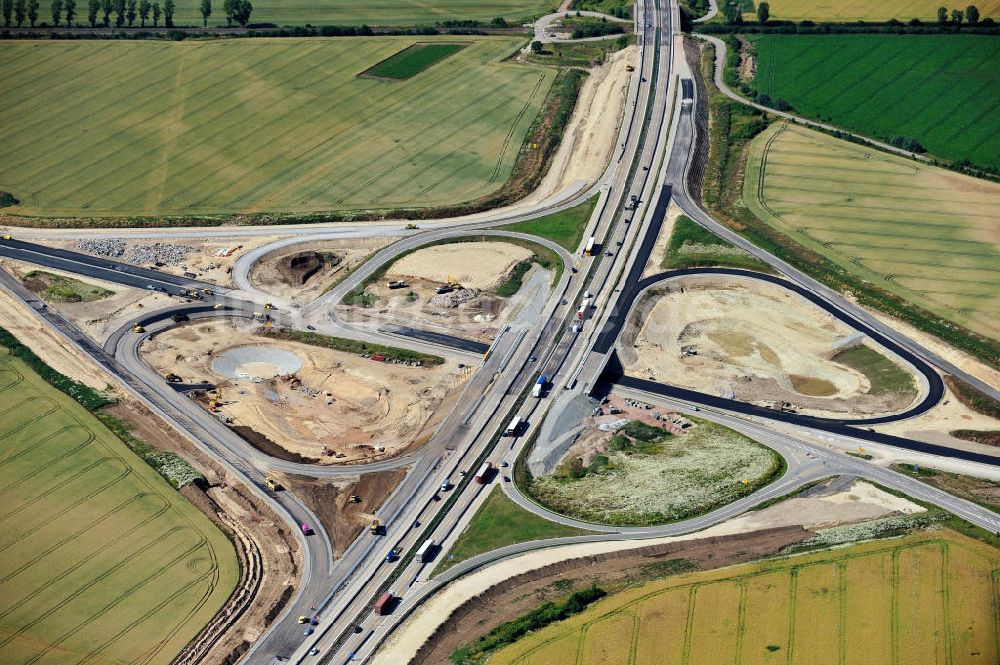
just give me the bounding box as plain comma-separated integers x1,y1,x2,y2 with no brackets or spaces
486,528,1000,665
0,346,236,665
22,270,114,303
434,487,590,576
258,327,445,365
503,194,599,252
830,345,916,397
526,419,784,526
660,214,769,271
361,42,468,80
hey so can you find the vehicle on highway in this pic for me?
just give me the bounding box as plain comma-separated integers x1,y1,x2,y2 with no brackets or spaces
298,616,309,624
145,284,156,290
505,415,523,437
532,375,547,398
503,475,510,482
416,539,435,563
386,546,402,563
474,462,493,485
440,480,451,492
309,648,320,656
605,250,614,256
500,460,509,467
301,523,313,535
374,592,395,616
303,627,313,636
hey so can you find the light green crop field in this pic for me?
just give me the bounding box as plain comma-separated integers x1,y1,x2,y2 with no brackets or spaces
173,0,553,26
0,37,552,218
490,530,1000,665
745,123,1000,341
748,34,1000,169
0,352,237,665
750,0,1000,22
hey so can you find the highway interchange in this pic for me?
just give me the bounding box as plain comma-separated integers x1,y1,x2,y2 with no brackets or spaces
1,1,999,663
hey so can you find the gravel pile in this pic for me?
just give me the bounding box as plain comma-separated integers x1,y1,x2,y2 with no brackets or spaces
430,288,478,308
78,239,194,266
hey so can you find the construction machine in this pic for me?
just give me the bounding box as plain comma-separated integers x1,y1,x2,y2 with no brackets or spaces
349,494,360,503
265,476,282,491
132,323,145,333
369,519,381,535
405,223,419,229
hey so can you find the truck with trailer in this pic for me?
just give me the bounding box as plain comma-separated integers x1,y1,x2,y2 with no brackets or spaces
577,304,587,321
505,416,523,437
583,236,596,256
475,462,493,484
374,592,395,615
416,539,435,563
532,376,547,398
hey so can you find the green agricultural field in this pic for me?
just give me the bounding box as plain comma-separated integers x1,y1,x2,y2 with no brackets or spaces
362,42,468,80
0,351,237,665
489,529,1000,665
744,122,1000,341
748,0,1000,22
0,37,552,218
747,34,1000,169
172,0,553,27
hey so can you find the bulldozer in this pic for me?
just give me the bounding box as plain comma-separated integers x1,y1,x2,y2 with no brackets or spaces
349,494,360,504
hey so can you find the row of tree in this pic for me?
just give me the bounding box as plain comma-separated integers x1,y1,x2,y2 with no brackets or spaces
937,6,981,24
0,0,254,27
724,1,987,26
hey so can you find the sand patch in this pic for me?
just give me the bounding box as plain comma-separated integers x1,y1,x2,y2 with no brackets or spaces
619,275,919,417
388,241,533,291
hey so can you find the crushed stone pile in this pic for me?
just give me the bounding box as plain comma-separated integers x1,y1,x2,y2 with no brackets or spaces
430,288,478,308
78,239,194,266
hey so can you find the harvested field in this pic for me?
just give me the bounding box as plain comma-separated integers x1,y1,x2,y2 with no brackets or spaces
0,37,551,217
140,321,466,463
488,530,1000,665
620,275,920,417
249,237,397,303
378,477,927,664
171,0,551,26
748,1,1000,22
745,123,1000,341
527,417,782,526
0,351,238,665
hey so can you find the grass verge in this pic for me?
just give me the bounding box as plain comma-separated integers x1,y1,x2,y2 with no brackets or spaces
944,375,1000,418
503,194,599,252
24,270,114,303
433,486,590,576
891,463,1000,513
660,214,770,270
830,345,916,396
257,327,445,365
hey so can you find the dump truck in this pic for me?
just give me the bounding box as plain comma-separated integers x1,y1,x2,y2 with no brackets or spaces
475,461,493,484
264,302,274,310
435,285,454,295
405,223,419,229
301,523,313,535
370,519,381,535
374,592,395,615
132,324,145,333
349,494,360,503
265,476,281,491
532,376,547,398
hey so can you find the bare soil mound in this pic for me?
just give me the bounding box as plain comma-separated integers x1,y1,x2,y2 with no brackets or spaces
277,251,335,286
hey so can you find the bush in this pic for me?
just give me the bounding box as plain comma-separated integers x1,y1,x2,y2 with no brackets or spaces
890,135,926,152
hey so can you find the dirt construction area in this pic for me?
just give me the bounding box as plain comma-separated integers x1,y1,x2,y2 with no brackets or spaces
140,321,467,464
351,240,549,342
619,275,921,418
250,236,397,303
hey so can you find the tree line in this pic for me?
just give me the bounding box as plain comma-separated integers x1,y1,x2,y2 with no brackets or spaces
0,0,254,27
721,2,989,26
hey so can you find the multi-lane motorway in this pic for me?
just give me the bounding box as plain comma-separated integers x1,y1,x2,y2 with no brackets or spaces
2,0,999,663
